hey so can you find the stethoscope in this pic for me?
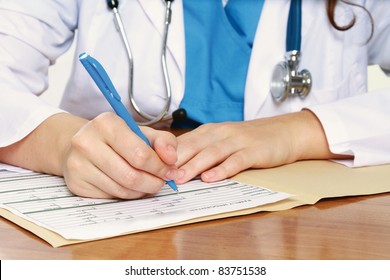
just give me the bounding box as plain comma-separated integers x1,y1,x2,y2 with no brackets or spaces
270,0,312,102
107,0,177,125
107,0,312,125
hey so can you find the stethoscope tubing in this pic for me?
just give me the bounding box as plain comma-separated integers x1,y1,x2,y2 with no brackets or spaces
286,0,301,52
111,0,174,125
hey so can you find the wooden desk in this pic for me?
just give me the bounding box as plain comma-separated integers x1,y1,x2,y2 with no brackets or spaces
1,192,389,259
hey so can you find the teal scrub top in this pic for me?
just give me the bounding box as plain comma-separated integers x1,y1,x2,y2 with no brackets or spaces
173,0,264,128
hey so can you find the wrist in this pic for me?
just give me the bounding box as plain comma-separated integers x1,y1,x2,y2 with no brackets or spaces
291,109,337,161
52,114,88,175
0,113,87,176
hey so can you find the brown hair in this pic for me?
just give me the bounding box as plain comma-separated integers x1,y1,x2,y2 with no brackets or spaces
326,0,374,41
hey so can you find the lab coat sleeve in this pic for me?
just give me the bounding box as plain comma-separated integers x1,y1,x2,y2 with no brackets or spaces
0,0,78,147
308,0,390,167
308,89,390,167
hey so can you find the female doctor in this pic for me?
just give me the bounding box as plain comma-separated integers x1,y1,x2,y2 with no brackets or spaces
0,0,389,199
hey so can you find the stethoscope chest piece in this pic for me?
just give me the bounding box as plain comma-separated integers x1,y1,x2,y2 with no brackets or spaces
270,50,312,103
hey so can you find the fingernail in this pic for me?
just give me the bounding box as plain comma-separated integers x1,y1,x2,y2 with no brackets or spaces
177,169,185,180
167,144,176,153
203,170,216,180
165,168,178,181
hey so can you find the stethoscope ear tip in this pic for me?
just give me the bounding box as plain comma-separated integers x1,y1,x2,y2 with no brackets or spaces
172,108,187,121
107,0,119,9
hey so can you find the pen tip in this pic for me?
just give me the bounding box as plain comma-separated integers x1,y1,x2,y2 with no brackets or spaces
167,180,179,193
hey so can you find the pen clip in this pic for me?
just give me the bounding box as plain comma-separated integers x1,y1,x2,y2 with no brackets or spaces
79,52,122,102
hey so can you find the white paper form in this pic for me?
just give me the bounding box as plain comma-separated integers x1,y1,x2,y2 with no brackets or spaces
0,170,291,240
0,163,33,173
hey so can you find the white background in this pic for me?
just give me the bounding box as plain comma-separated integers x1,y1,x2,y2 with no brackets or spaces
2,260,390,280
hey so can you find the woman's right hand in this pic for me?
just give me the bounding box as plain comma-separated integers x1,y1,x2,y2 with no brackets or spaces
62,112,179,199
0,112,178,199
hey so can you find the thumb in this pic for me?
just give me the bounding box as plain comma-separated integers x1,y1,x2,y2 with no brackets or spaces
141,127,178,166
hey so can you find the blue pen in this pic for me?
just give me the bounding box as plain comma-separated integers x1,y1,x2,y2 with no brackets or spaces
79,52,178,193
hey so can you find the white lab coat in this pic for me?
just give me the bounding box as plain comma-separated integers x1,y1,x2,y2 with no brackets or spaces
0,0,389,167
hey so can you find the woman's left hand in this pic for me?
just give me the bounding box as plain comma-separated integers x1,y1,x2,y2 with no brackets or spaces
175,110,342,184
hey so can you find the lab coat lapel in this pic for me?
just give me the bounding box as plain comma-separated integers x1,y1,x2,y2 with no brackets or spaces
136,0,185,87
244,0,289,119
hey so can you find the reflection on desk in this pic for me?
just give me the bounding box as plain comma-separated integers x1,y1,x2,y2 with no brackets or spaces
1,192,390,259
